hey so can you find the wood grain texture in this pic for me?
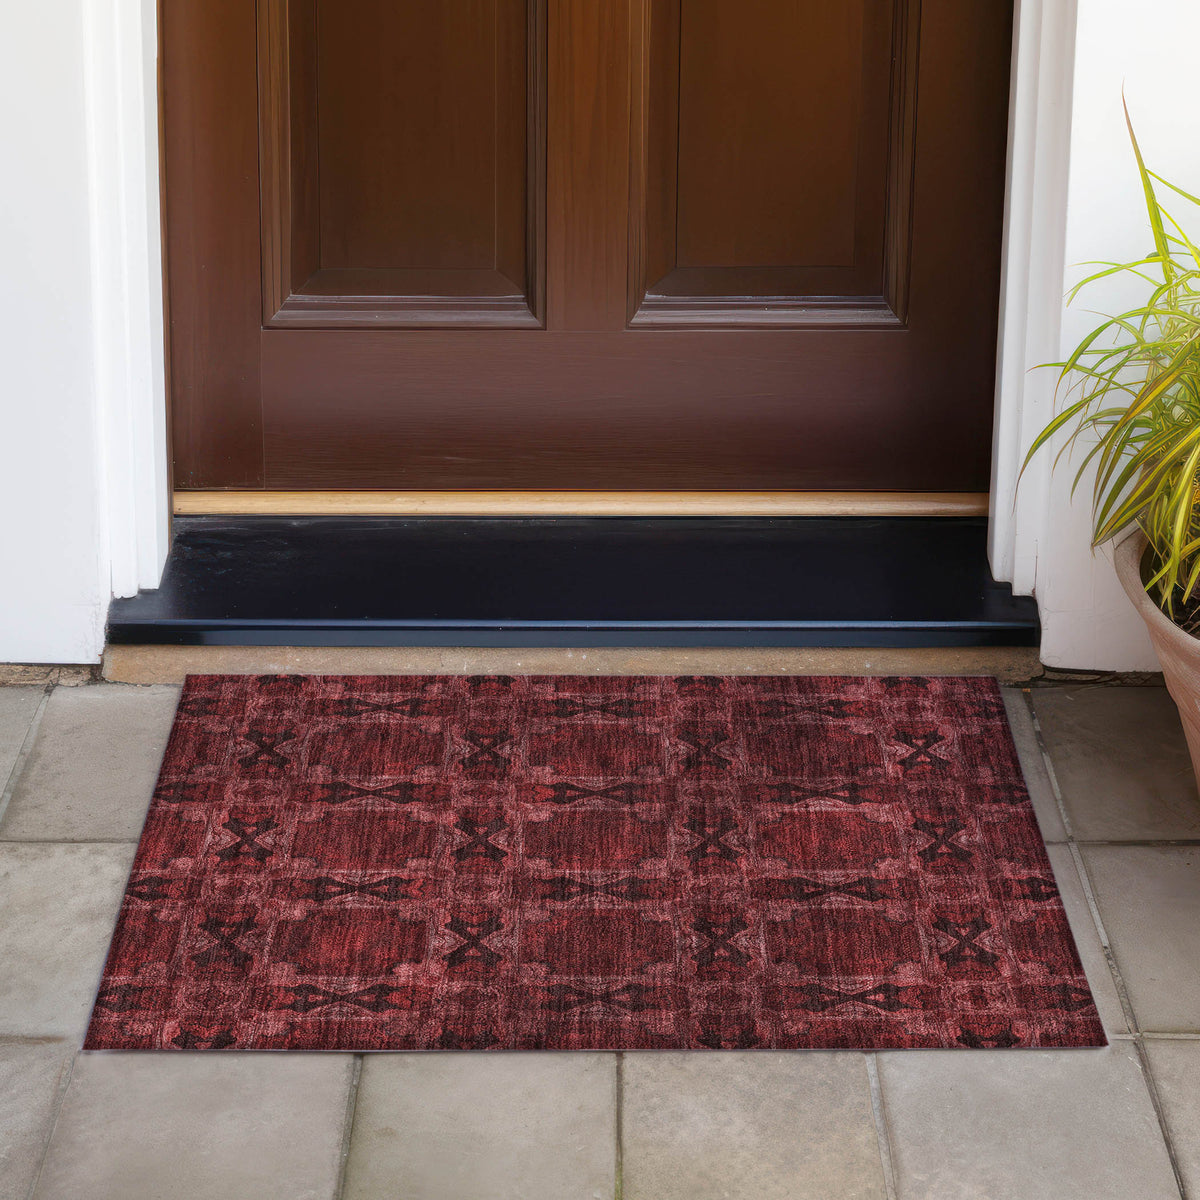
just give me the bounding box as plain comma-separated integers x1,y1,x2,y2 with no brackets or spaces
546,0,631,330
316,1,510,271
167,0,1013,493
173,491,990,516
257,0,539,325
675,0,866,269
257,325,993,490
633,0,895,310
163,0,263,486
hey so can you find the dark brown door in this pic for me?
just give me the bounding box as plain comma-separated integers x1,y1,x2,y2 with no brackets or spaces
165,0,1013,491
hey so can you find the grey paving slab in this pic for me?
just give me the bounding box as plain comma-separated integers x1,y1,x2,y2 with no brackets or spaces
1083,844,1200,1032
0,684,179,842
877,1042,1178,1200
0,687,42,798
1045,844,1127,1033
0,1043,72,1200
1144,1039,1200,1198
1001,687,1067,842
621,1052,884,1200
0,844,134,1040
342,1052,615,1200
343,1054,615,1200
1032,686,1200,841
33,1052,353,1200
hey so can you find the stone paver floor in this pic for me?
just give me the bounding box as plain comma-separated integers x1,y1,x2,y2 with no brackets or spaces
0,675,1197,1199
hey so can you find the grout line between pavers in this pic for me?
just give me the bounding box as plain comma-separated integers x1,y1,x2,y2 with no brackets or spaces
1134,1036,1191,1200
24,1044,78,1200
0,837,143,846
0,684,54,832
1022,690,1078,842
1071,839,1200,847
1067,841,1114,949
865,1053,899,1200
332,1054,364,1200
614,1052,625,1200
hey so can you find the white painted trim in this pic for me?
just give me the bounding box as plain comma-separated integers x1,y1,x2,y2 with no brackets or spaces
989,0,1079,597
82,0,170,599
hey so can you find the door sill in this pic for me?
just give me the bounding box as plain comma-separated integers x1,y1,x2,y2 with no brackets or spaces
173,490,990,517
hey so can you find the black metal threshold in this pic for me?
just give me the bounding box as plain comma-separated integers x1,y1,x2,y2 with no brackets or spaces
106,516,1039,648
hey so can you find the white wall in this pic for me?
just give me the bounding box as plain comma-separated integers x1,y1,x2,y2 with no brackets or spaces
1,0,107,662
0,0,167,664
993,0,1200,669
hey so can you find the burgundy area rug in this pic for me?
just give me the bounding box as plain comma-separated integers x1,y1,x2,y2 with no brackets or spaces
85,674,1105,1051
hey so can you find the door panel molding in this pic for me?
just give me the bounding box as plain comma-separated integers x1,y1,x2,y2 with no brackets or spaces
257,0,547,329
627,0,922,329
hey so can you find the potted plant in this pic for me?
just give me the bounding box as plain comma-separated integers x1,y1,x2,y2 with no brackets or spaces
1024,104,1200,773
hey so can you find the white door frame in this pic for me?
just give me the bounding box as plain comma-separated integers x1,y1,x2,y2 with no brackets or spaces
85,0,170,600
91,0,1071,606
988,0,1078,596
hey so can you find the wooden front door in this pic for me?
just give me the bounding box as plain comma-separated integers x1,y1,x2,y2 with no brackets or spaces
165,0,1013,493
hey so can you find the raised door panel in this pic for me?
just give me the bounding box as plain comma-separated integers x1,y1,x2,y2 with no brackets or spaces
259,0,543,326
631,0,912,324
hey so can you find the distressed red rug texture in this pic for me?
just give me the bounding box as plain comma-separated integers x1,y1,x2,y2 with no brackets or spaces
85,674,1105,1051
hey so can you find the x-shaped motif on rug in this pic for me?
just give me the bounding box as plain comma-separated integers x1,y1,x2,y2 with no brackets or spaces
676,726,734,772
913,818,973,864
933,916,1000,967
544,983,657,1012
767,782,877,806
536,781,644,806
694,915,750,969
191,915,257,970
458,730,511,772
283,984,405,1013
454,816,507,862
317,779,427,805
215,816,276,862
686,813,741,863
543,875,651,902
777,876,892,903
894,729,949,773
445,915,504,968
798,983,911,1013
238,729,296,768
304,875,421,902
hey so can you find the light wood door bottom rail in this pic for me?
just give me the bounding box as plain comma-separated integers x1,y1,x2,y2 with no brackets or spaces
174,491,989,517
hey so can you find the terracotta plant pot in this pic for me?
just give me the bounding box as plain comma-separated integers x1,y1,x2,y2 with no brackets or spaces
1114,531,1200,781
